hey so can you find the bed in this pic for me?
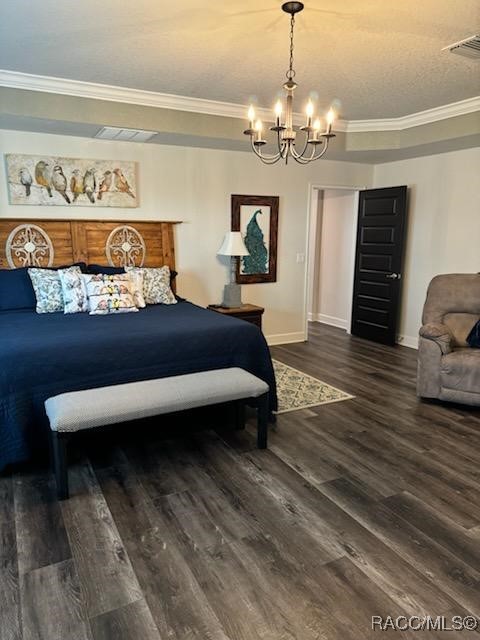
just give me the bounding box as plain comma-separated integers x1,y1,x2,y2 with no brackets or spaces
0,218,277,471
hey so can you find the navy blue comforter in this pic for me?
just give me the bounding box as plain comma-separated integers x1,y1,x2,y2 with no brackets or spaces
0,301,277,471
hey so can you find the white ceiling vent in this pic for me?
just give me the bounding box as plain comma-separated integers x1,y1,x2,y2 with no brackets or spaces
94,126,158,142
442,35,480,59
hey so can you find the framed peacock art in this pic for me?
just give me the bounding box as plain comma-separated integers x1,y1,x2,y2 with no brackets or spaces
231,194,278,284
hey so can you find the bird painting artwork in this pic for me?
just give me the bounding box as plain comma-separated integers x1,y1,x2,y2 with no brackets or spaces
113,168,135,199
83,168,96,204
5,154,138,208
70,170,84,202
52,165,71,204
98,170,112,200
35,160,53,198
19,168,32,197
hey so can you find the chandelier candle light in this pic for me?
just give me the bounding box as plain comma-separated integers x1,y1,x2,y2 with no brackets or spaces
244,1,336,165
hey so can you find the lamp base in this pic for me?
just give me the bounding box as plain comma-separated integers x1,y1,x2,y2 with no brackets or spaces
222,283,242,308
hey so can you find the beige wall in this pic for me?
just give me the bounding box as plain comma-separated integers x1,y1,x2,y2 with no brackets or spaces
0,129,373,343
374,146,480,348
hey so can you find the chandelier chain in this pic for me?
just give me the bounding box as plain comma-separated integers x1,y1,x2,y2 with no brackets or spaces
287,14,296,79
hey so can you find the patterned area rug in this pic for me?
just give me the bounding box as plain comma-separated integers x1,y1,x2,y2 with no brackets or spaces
273,359,355,414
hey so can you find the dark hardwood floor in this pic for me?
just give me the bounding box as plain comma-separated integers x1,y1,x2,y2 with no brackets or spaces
2,322,480,640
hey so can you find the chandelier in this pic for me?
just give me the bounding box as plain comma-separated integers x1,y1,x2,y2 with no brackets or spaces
244,1,336,165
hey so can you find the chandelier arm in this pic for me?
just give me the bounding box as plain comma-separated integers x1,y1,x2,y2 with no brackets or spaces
292,146,317,164
292,137,331,164
250,138,282,165
290,133,311,160
307,138,331,162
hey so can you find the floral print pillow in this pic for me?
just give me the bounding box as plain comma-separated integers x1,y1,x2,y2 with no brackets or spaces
125,266,177,305
58,268,89,314
83,274,138,315
28,266,82,314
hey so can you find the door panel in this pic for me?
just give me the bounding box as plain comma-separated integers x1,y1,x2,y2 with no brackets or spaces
351,186,408,345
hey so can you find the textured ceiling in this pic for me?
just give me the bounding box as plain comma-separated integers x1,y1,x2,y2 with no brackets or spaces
0,0,478,119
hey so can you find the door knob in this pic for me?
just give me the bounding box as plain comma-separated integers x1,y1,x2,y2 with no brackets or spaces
386,273,401,279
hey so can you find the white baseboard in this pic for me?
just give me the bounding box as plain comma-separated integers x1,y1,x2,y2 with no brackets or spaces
396,334,419,349
308,313,348,330
266,331,307,346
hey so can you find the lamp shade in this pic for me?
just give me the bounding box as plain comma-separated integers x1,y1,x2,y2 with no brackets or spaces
217,231,249,256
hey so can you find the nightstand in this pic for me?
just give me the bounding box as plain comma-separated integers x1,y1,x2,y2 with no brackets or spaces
207,304,264,330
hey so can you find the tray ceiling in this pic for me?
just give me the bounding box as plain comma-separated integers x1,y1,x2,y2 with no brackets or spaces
0,0,478,120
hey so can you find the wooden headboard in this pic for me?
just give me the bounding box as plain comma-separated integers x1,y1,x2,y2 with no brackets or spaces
0,219,180,273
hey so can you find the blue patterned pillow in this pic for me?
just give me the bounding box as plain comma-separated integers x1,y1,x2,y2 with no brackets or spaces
28,266,81,313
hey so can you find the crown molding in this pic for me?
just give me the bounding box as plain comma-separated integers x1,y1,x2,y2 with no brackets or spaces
0,69,478,134
346,96,480,132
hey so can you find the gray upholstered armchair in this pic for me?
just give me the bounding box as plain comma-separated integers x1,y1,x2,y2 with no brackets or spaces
417,274,480,406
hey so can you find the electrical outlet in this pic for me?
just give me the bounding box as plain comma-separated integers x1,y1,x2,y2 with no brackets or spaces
296,253,305,263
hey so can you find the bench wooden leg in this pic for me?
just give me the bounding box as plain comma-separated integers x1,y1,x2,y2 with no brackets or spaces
257,392,269,449
51,432,69,500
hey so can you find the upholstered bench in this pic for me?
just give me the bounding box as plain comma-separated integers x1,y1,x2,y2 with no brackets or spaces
45,368,270,499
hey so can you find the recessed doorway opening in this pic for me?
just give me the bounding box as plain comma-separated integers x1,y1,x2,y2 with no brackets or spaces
306,186,360,335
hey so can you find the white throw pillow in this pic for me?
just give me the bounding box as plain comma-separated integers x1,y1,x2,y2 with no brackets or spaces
59,268,89,314
83,274,138,315
125,266,177,305
126,269,146,308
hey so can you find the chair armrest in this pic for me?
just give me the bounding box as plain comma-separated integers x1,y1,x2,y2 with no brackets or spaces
419,323,453,355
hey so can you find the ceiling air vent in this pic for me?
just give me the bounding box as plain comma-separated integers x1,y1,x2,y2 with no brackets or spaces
442,35,480,59
94,127,158,142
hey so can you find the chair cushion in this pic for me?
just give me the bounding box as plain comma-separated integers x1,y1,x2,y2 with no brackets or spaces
441,348,480,395
45,368,269,432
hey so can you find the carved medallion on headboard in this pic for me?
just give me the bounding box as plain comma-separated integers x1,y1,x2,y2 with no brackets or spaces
105,225,146,267
6,223,54,268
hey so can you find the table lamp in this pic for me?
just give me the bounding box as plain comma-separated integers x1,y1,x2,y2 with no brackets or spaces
217,231,250,308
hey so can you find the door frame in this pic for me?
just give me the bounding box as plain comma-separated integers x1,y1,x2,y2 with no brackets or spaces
304,183,367,341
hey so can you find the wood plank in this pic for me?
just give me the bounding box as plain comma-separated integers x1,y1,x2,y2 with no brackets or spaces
195,434,456,616
13,471,71,575
319,476,480,613
383,491,480,572
90,599,161,640
92,449,229,640
20,559,91,640
60,461,142,618
0,476,14,525
0,520,22,640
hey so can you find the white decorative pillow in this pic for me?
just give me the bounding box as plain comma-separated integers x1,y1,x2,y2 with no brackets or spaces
83,274,138,315
28,266,82,314
125,266,177,305
59,268,89,314
126,270,146,308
